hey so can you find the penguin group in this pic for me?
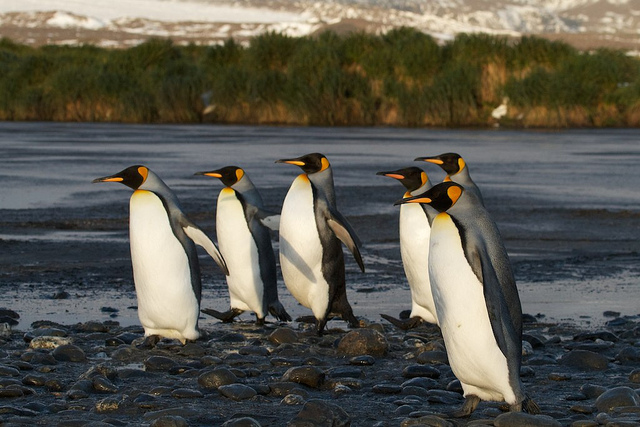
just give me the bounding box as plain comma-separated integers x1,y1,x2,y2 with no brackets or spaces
93,150,538,417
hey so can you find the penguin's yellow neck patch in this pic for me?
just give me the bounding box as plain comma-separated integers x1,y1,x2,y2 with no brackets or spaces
221,187,235,195
320,157,330,172
297,174,310,183
403,191,412,198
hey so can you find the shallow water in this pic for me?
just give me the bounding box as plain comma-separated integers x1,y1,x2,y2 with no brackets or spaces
0,122,639,329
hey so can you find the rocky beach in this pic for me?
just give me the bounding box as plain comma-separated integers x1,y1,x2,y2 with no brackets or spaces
0,123,639,426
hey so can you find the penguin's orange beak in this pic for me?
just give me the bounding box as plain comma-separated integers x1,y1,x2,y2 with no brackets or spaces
376,172,405,180
415,157,443,165
92,176,123,183
276,159,305,166
394,196,432,206
195,171,223,178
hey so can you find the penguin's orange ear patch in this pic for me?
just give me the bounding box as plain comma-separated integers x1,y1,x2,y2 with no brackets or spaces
420,172,428,186
320,157,330,171
138,166,149,182
457,157,466,173
235,168,244,181
447,185,463,205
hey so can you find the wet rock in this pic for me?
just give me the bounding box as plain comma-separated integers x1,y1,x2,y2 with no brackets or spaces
52,344,86,362
218,384,257,401
327,367,363,379
0,387,24,398
75,321,109,333
21,351,57,366
149,415,189,427
548,372,572,381
143,408,199,422
44,378,64,392
22,374,47,386
349,355,375,366
0,365,20,377
52,290,69,299
144,356,177,372
268,328,299,344
580,384,607,399
239,345,270,356
95,397,120,413
0,405,38,416
29,336,73,350
336,329,388,356
111,346,143,362
616,347,640,365
282,366,325,388
281,393,306,405
494,412,562,426
115,332,139,344
573,331,618,342
630,369,640,383
416,350,448,365
559,350,609,371
402,365,440,379
171,388,203,399
198,368,238,389
401,377,438,390
372,383,402,394
400,415,453,427
92,375,118,393
426,389,464,404
288,399,350,427
594,386,640,412
270,357,300,367
219,333,246,343
178,342,206,358
222,416,262,427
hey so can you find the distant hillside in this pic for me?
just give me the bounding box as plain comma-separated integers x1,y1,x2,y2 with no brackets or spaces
0,0,638,51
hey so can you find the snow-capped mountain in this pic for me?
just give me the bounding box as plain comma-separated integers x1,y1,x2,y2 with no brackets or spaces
0,0,638,50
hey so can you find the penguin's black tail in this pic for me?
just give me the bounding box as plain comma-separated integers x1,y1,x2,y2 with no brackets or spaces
269,302,292,322
522,395,541,414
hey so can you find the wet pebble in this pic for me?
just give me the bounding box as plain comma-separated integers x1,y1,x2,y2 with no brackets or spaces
629,369,640,383
580,383,607,399
559,350,609,371
29,336,73,350
95,397,120,413
144,356,177,372
0,365,20,377
268,328,299,344
373,383,402,394
349,355,375,366
282,393,306,405
171,388,203,399
149,415,189,427
402,364,440,379
594,386,640,412
289,399,350,427
239,345,270,356
328,367,363,379
401,377,438,390
616,347,640,365
22,374,47,386
336,328,389,356
416,350,448,365
52,344,87,362
92,375,118,393
198,367,238,389
282,366,325,388
494,412,562,426
400,415,453,427
221,416,262,427
218,384,257,401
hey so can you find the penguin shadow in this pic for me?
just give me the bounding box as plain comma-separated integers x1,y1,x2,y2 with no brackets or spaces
278,235,316,282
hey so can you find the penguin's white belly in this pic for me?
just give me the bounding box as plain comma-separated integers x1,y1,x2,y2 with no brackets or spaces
216,188,264,317
129,190,199,341
399,204,437,324
279,175,328,319
429,213,513,403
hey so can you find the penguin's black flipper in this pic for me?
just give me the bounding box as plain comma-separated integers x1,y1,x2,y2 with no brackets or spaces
326,208,365,273
380,314,423,330
268,301,292,322
201,308,243,322
181,218,229,275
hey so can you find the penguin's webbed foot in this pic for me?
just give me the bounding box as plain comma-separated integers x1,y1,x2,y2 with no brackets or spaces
255,316,265,326
268,302,292,322
380,313,423,330
518,395,541,414
448,395,481,418
201,307,243,323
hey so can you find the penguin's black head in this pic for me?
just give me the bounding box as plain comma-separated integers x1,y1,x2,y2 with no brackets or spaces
92,165,148,190
377,167,428,192
275,153,329,174
195,166,244,187
415,152,465,176
394,181,464,213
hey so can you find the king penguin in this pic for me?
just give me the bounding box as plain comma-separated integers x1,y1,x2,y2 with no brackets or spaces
93,165,228,344
396,181,539,416
276,153,364,334
195,166,291,324
377,167,438,329
415,153,484,204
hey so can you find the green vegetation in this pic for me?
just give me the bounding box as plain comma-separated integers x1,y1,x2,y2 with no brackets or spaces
1,30,639,127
